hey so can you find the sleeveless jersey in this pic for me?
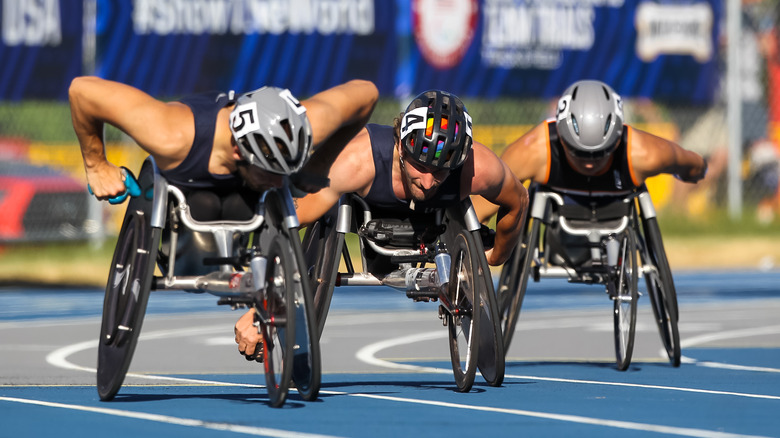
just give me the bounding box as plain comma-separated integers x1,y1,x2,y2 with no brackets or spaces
363,124,464,218
544,120,638,196
158,92,242,189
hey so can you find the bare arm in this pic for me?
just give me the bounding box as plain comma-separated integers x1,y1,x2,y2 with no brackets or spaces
630,128,707,183
299,80,378,178
295,129,376,225
466,143,528,266
69,76,194,199
474,121,548,223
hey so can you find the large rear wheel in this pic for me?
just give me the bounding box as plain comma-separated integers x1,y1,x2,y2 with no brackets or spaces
260,236,296,408
97,210,160,401
446,230,480,392
612,230,639,371
288,228,322,401
498,218,540,353
641,217,681,367
472,230,505,387
301,213,344,339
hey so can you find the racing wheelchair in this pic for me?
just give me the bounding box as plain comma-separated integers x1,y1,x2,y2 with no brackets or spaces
96,157,321,407
301,194,505,392
497,183,680,371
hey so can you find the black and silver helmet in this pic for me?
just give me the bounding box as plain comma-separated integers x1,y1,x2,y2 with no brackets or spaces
556,80,624,158
399,90,473,170
229,86,313,175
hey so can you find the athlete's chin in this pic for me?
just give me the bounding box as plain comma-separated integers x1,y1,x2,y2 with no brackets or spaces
412,189,438,202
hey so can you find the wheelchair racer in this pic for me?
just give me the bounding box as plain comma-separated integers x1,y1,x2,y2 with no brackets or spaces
70,76,379,359
234,89,529,351
474,79,707,262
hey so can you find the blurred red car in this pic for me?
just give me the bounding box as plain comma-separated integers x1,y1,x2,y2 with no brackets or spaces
0,160,92,242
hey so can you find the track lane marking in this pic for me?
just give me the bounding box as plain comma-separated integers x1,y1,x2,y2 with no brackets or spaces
0,396,340,438
44,328,779,437
678,324,780,373
355,331,780,402
342,393,771,438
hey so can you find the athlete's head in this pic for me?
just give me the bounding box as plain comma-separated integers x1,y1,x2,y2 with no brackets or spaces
229,86,313,177
399,89,473,170
394,90,473,201
555,80,623,173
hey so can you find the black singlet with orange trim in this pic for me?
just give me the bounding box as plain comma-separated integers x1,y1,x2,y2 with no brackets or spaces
545,120,637,195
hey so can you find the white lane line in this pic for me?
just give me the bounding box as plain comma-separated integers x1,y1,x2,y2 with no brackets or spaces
501,373,780,400
356,331,780,401
45,326,269,387
344,393,770,438
680,324,780,373
0,396,341,438
43,331,775,438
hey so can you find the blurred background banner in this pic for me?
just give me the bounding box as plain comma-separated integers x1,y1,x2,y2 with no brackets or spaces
93,0,397,97
2,0,780,246
402,0,721,103
0,0,83,100
90,0,721,104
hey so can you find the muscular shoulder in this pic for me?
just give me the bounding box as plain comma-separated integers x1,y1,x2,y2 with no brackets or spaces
500,121,551,182
328,127,376,194
464,141,507,195
628,126,675,178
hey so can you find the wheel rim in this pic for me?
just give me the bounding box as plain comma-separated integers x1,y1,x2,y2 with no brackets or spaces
98,211,156,401
613,232,637,371
262,242,294,407
448,233,478,392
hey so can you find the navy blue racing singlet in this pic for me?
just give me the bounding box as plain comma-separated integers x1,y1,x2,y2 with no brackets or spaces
545,120,638,196
363,124,464,217
158,92,243,189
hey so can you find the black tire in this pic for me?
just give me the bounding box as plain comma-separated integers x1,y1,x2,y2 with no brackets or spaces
97,205,160,401
472,229,505,387
260,236,296,408
613,230,639,371
498,218,540,353
301,215,344,339
641,217,681,367
288,227,322,402
446,229,480,392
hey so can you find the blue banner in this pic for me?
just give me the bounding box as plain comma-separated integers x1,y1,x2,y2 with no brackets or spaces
95,0,397,97
2,0,720,103
0,0,83,100
403,0,722,103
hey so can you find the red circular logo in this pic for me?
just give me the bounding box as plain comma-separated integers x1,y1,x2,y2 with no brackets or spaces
412,0,479,70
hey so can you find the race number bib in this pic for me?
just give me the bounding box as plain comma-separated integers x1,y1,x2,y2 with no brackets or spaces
230,101,260,138
279,88,307,116
556,95,571,121
400,107,428,140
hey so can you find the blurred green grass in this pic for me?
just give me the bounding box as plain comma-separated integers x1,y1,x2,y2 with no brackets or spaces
2,210,780,288
2,99,779,286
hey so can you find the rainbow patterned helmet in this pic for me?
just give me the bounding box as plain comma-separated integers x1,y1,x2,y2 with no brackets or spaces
399,90,473,170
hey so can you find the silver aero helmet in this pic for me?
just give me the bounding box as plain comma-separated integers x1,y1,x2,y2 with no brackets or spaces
555,80,624,159
229,86,313,175
399,89,473,169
